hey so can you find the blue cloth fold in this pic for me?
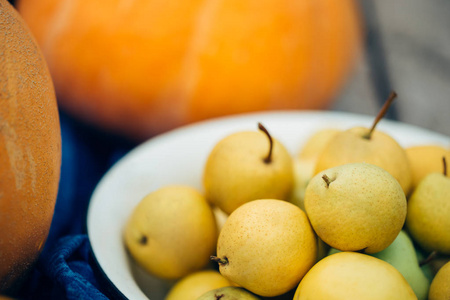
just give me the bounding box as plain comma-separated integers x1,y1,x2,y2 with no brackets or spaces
18,112,136,300
34,235,108,300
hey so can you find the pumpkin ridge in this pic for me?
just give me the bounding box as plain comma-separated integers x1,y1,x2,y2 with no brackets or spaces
41,0,77,58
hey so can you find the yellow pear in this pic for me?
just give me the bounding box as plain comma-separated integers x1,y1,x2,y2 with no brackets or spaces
197,286,261,300
316,237,331,262
305,162,407,254
314,92,412,195
328,229,431,300
406,159,450,254
165,270,231,300
290,128,341,211
428,261,450,300
405,145,450,191
212,199,317,297
428,257,450,280
124,185,218,279
314,127,411,194
289,159,310,211
294,252,417,299
212,205,228,234
298,128,342,162
203,123,294,214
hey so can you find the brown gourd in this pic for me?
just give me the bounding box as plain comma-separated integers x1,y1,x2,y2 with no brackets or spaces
0,0,61,293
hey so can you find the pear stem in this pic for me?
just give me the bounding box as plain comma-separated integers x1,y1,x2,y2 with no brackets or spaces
322,174,332,188
443,156,447,176
363,91,397,140
258,122,273,164
210,255,229,265
139,235,148,245
419,250,438,267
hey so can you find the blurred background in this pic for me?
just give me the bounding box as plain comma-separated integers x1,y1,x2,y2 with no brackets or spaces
333,0,450,137
8,0,450,139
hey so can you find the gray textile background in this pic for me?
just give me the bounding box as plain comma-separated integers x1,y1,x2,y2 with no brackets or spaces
333,0,450,138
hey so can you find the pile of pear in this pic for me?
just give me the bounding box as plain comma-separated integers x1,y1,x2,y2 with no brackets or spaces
123,94,450,300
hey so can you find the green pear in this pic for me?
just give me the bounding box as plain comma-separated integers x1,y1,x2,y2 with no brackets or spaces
294,252,417,299
197,286,261,300
406,158,450,255
212,199,317,297
305,162,407,254
289,128,341,211
371,231,430,300
327,230,430,300
203,123,294,214
313,92,412,195
414,248,435,282
428,261,450,300
124,185,218,279
316,237,331,262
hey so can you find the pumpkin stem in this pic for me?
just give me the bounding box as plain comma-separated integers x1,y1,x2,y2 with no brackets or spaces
364,91,397,140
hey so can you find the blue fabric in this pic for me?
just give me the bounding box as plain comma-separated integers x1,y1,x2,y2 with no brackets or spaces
18,111,136,300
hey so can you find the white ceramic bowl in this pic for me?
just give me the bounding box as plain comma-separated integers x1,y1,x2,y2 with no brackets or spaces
87,110,450,300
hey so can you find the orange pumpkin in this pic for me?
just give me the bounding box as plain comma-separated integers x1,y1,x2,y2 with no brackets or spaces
0,0,61,293
17,0,362,141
